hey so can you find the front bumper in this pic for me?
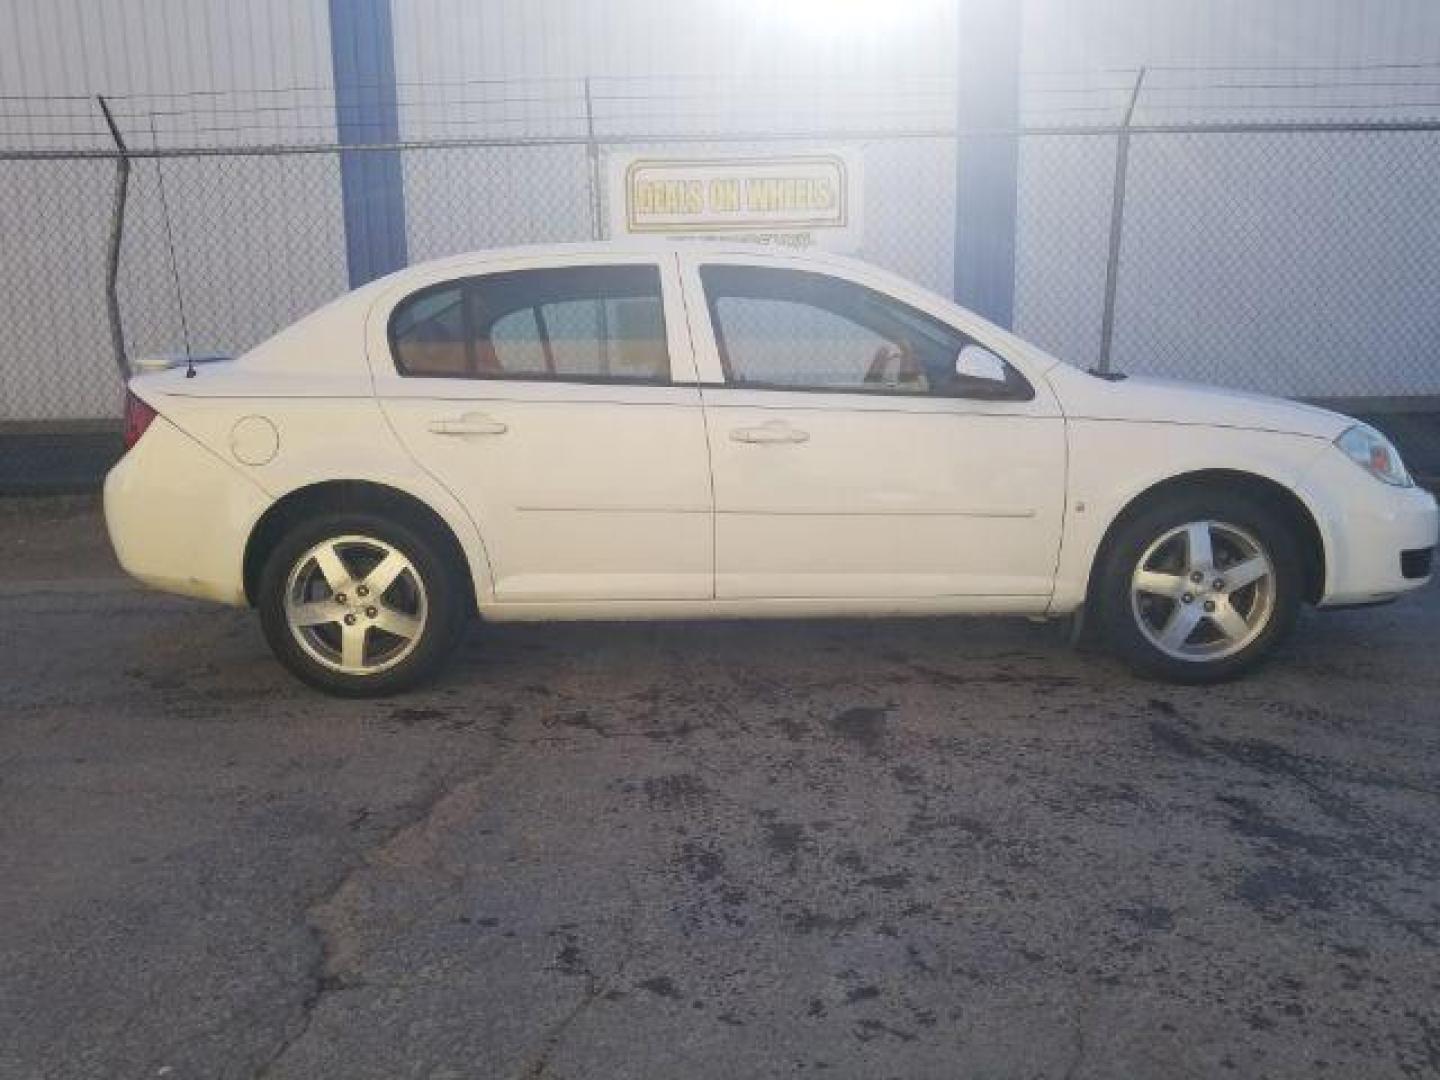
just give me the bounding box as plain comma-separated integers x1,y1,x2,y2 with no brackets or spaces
1299,447,1439,607
104,417,272,605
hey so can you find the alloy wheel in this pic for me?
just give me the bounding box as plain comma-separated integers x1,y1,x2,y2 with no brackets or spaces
1129,519,1276,662
283,534,428,675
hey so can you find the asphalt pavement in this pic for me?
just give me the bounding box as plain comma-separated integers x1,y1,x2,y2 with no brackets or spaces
3,496,1439,1079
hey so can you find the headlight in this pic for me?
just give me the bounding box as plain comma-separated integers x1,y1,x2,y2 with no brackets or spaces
1335,423,1413,487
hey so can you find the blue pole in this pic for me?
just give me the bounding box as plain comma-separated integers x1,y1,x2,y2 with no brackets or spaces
329,0,407,287
953,0,1020,327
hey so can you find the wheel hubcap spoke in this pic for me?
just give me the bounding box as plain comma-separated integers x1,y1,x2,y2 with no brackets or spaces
287,599,344,627
1185,522,1215,573
363,551,409,597
1159,603,1204,650
1209,600,1251,642
312,544,351,592
373,605,422,641
339,623,367,668
1225,556,1269,590
1134,569,1187,599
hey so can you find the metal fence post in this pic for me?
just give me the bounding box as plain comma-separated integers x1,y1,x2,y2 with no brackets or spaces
1097,67,1146,374
953,0,1021,327
328,0,408,286
97,94,130,383
584,77,603,240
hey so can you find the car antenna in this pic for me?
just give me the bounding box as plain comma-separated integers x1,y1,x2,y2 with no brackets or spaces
147,114,196,377
1087,366,1128,382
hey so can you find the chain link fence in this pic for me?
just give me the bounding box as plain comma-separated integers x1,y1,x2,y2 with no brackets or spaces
1014,128,1119,372
3,84,1439,488
1113,127,1440,398
0,155,122,421
119,150,351,364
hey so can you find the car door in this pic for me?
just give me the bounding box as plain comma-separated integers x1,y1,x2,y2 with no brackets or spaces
370,254,712,603
680,254,1066,603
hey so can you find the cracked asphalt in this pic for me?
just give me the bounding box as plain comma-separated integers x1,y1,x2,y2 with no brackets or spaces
3,496,1440,1079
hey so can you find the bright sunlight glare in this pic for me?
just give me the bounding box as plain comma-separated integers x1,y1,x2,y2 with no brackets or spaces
760,0,945,36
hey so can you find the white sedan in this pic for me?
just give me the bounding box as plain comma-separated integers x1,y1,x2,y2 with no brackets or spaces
105,244,1437,695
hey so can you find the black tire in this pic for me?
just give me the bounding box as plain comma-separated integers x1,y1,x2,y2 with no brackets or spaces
257,511,469,697
1093,489,1303,683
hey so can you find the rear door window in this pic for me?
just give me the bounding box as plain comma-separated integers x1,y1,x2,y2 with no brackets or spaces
390,265,671,383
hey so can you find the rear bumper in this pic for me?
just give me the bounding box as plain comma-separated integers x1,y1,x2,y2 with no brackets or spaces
104,417,271,605
1300,448,1439,607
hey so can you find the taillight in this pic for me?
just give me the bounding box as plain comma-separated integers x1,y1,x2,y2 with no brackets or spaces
123,390,159,451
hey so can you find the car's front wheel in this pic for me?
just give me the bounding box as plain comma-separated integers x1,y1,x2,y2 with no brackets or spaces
257,512,468,696
1095,491,1302,683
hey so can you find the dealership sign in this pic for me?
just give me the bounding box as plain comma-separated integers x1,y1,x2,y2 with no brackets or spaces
606,150,862,252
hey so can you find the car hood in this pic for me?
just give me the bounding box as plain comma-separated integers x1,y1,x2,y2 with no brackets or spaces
1042,364,1353,440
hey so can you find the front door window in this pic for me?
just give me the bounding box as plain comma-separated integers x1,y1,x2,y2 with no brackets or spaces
700,265,1031,400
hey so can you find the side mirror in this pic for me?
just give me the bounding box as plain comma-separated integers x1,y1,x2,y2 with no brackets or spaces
955,344,1008,383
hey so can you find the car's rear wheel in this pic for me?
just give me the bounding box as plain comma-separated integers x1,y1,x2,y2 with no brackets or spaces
1095,491,1302,682
257,512,468,696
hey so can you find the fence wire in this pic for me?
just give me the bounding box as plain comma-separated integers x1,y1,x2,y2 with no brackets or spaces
1014,129,1118,370
403,143,593,262
118,152,350,361
0,156,121,421
1113,128,1440,398
3,96,1440,434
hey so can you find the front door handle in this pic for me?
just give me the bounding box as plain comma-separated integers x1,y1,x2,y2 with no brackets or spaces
729,421,810,445
427,412,508,436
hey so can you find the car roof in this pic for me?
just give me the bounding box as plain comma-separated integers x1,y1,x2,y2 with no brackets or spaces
395,240,867,278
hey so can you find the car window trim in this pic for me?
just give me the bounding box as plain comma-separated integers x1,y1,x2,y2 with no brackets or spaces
390,370,678,388
694,379,1035,403
697,264,1034,403
387,266,675,386
533,303,556,374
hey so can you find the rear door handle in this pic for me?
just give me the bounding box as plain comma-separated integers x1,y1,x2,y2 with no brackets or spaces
729,421,810,445
427,412,508,436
